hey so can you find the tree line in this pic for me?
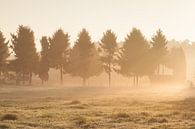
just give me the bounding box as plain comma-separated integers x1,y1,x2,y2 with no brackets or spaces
0,25,186,86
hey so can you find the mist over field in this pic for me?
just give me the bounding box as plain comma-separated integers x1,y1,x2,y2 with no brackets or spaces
0,85,195,129
1,0,195,129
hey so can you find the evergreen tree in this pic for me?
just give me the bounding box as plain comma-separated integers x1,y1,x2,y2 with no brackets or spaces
11,25,38,85
118,28,149,86
150,29,168,75
69,29,102,86
166,47,186,82
39,36,50,84
48,29,70,84
99,30,118,87
0,31,9,83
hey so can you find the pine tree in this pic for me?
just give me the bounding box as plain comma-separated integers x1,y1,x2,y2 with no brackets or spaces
11,25,39,85
39,36,50,84
166,47,186,82
0,31,9,83
99,30,118,87
48,29,70,84
150,29,168,75
69,29,102,86
118,28,149,86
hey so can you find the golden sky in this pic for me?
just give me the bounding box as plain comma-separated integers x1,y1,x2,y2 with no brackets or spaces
1,0,195,49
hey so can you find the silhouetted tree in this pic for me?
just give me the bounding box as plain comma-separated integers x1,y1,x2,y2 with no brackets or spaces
39,36,50,84
0,31,9,83
69,29,102,86
150,29,168,75
11,25,38,85
48,29,70,84
99,30,118,87
118,28,149,86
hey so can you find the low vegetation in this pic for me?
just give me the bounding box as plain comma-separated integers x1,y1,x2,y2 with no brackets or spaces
0,85,194,129
1,114,18,121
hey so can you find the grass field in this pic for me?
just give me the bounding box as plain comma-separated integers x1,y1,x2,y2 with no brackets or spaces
0,85,195,129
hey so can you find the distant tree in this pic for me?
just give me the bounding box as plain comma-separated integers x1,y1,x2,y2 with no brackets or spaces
166,47,186,82
99,30,118,87
39,36,50,84
11,25,39,85
150,29,168,75
118,28,149,86
48,29,70,84
69,29,102,86
0,31,9,83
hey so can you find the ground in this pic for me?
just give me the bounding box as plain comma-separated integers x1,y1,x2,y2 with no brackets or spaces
0,85,195,129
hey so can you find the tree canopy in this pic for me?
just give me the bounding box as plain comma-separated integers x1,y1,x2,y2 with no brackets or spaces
150,29,168,75
118,28,149,86
11,25,38,85
39,36,50,84
0,31,9,83
48,29,70,84
69,29,102,86
99,30,118,86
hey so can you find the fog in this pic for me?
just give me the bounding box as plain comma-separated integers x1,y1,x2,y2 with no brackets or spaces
0,1,195,128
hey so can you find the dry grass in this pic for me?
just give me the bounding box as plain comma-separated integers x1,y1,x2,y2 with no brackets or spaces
0,85,194,129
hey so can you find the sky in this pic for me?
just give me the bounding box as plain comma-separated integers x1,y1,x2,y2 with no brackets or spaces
1,0,195,50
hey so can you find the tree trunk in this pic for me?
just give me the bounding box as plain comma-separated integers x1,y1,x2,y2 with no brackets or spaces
29,72,32,85
108,62,111,87
131,76,134,87
22,73,25,85
162,65,165,75
0,71,1,84
136,75,139,87
16,76,18,85
83,77,86,86
157,64,160,75
108,72,111,87
133,75,135,87
60,65,63,85
16,72,19,85
42,79,44,85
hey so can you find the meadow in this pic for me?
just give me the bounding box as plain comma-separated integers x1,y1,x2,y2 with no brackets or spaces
0,85,195,129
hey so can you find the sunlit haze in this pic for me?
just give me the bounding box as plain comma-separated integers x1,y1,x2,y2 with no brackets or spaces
1,0,195,50
1,1,195,128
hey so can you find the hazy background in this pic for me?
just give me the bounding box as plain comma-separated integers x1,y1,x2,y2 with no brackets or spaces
1,0,195,50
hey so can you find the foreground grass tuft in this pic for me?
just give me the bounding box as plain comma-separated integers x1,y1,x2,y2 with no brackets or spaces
1,114,18,121
74,116,87,125
115,112,130,118
69,100,81,105
0,124,10,129
148,117,168,124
